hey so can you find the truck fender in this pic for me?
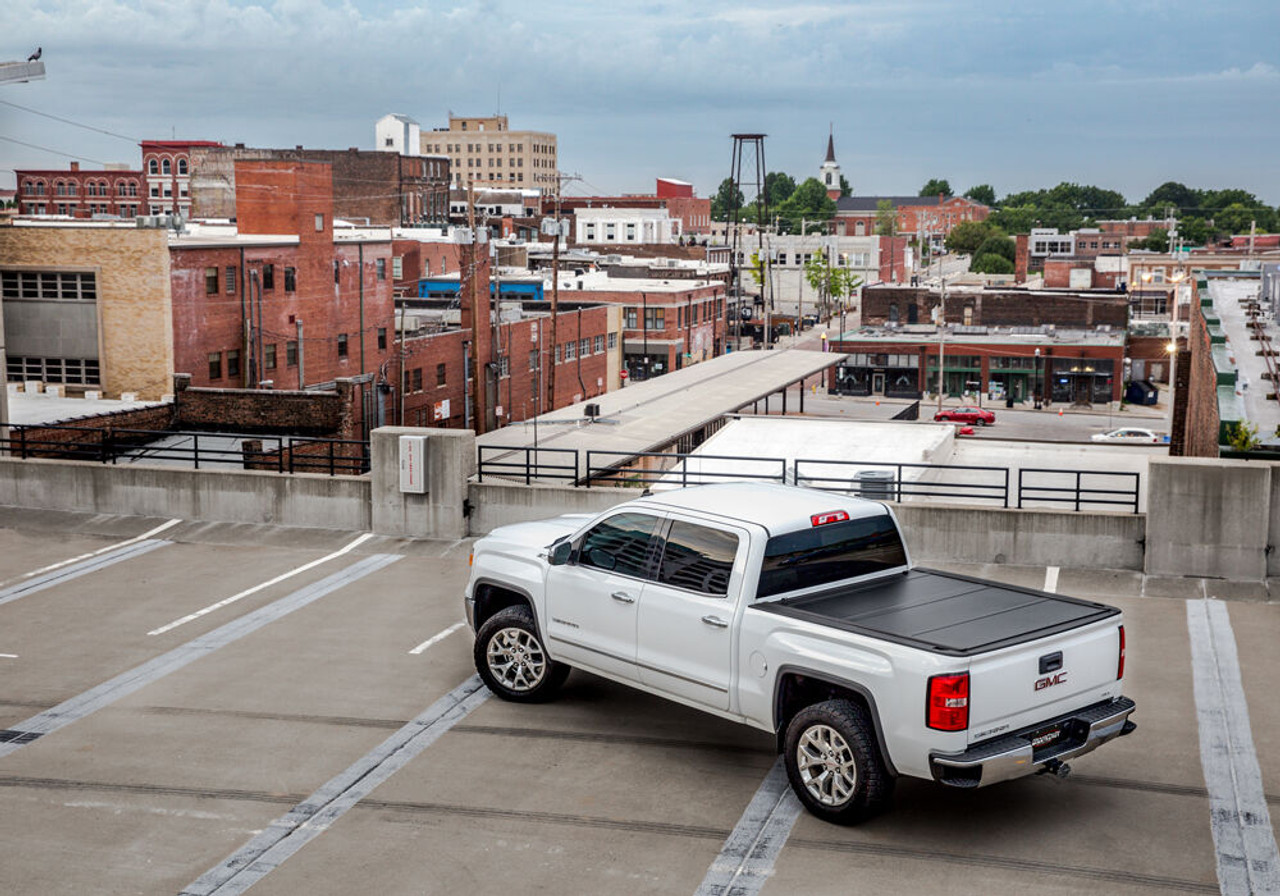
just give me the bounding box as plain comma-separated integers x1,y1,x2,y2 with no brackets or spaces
772,664,899,777
470,578,542,635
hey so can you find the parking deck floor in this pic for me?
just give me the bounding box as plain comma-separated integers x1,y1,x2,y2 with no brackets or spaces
0,507,1274,895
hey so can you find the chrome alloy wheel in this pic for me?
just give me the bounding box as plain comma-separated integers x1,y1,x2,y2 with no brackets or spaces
795,723,858,806
486,627,548,692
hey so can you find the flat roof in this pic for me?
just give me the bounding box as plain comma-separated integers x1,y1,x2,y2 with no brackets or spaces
1207,277,1280,434
6,388,169,426
475,349,845,479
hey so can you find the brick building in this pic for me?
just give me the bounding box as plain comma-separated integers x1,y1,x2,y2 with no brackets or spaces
141,140,222,217
543,178,712,245
861,285,1130,330
14,162,146,219
422,114,558,192
189,145,449,226
833,194,989,240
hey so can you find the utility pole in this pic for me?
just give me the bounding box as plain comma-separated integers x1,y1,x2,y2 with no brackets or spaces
466,180,488,435
544,171,580,413
935,274,947,416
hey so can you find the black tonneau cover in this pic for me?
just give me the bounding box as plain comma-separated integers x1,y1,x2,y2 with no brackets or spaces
752,567,1120,657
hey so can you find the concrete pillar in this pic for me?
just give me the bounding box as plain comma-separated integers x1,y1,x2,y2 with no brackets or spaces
1145,457,1272,580
370,426,475,539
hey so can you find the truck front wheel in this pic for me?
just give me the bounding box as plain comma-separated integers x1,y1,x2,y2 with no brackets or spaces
783,699,894,824
474,605,570,703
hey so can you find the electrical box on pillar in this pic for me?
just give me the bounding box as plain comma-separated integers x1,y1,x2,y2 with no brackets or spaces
399,435,428,494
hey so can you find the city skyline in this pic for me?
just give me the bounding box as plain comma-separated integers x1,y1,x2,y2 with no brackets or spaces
3,0,1279,208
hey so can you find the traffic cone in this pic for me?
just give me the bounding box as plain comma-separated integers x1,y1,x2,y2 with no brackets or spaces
1058,409,1064,416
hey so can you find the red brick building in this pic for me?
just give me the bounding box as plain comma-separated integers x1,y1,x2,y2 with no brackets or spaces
861,285,1129,330
15,161,145,218
833,194,989,240
141,140,222,217
168,161,395,403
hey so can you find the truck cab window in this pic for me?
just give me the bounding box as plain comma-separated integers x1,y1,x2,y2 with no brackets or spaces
758,513,907,598
656,521,739,596
578,513,660,579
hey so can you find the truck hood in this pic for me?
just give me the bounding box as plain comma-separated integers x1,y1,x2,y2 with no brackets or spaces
482,513,594,552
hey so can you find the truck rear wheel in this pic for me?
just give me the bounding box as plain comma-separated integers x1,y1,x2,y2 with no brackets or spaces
783,699,893,824
474,605,569,703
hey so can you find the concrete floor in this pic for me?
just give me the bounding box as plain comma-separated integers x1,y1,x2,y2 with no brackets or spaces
0,507,1273,895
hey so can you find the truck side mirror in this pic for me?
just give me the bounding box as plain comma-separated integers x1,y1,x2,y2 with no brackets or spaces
548,540,573,566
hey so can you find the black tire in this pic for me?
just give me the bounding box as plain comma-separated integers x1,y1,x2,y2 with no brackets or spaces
783,699,894,824
473,605,569,703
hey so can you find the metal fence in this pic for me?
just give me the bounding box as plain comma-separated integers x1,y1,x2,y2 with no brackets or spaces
475,446,1143,513
1,423,368,476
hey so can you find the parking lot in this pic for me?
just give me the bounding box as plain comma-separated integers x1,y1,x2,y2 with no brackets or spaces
0,507,1275,895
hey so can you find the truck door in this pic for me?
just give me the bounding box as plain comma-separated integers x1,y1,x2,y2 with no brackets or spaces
636,518,744,711
544,511,660,680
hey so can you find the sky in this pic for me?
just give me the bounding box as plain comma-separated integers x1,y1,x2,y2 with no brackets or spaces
3,0,1280,209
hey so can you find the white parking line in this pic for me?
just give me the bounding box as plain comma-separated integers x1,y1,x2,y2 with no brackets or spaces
0,518,180,590
1186,598,1280,895
148,533,376,636
695,757,803,896
0,653,17,659
408,622,466,655
1043,566,1060,594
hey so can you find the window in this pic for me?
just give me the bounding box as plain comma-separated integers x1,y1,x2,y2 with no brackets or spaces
605,223,616,241
392,257,403,279
265,344,277,370
644,307,665,331
205,267,218,295
284,267,295,291
499,356,510,377
757,513,908,598
161,159,171,175
377,327,387,350
178,159,188,175
656,521,740,596
334,260,341,284
148,159,158,174
208,352,222,380
376,258,386,280
262,264,274,290
564,341,576,361
286,341,298,367
585,223,596,241
626,223,636,241
625,307,638,329
580,338,590,358
315,213,324,231
411,367,423,391
226,350,240,380
337,333,348,357
594,335,604,354
577,513,661,579
436,363,447,386
2,270,96,301
225,266,236,295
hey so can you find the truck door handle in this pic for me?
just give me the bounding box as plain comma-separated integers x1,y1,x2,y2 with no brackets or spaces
611,591,636,604
701,614,729,628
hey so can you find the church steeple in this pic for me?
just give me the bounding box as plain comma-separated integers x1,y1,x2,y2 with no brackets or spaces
820,125,843,201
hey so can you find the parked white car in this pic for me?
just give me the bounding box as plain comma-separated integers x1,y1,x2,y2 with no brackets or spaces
1091,427,1166,444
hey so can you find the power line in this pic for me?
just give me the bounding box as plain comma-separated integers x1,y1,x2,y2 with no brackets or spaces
0,135,111,166
0,99,140,143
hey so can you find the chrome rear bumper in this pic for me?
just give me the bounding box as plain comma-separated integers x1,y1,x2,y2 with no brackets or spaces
930,696,1136,788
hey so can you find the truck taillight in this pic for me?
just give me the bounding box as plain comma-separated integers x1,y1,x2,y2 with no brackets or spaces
927,672,969,731
1117,625,1125,680
811,510,850,527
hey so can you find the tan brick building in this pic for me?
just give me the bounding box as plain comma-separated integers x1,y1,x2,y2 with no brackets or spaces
420,115,558,193
0,224,174,399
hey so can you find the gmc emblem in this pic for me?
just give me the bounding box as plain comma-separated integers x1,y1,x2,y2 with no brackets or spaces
1035,671,1068,691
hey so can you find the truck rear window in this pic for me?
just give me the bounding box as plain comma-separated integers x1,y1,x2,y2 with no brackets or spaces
757,513,907,599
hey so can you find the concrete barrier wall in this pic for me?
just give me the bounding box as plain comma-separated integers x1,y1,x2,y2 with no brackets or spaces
1146,457,1275,580
468,481,638,534
0,456,370,530
893,503,1145,571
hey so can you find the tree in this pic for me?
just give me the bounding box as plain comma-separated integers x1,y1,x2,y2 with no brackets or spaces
920,179,952,198
765,171,796,207
875,199,898,237
964,184,996,206
971,253,1014,275
776,177,836,232
1131,227,1170,252
945,220,999,255
973,234,1016,264
710,178,744,222
803,250,863,321
839,175,852,198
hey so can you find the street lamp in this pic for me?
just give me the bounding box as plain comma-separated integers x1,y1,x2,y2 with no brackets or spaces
1166,338,1178,435
1034,347,1042,409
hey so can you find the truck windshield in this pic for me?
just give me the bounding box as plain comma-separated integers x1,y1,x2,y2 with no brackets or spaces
757,513,907,599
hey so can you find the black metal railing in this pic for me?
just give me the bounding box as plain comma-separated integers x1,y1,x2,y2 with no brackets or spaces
1017,468,1141,513
585,450,788,489
794,458,1010,507
474,446,1144,513
0,423,368,476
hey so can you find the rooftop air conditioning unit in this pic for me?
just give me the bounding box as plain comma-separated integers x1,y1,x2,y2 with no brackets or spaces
584,403,600,419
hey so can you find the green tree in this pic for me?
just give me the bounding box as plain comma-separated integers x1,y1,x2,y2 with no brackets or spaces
1140,181,1198,213
1131,227,1170,252
920,178,952,198
711,178,744,222
776,177,836,232
839,175,852,197
971,253,1014,275
973,234,1016,264
944,220,1000,255
803,250,864,321
875,199,897,237
987,204,1040,234
964,184,996,206
765,171,796,207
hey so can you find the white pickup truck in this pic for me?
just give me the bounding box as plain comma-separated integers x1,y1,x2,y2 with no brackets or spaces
464,483,1136,823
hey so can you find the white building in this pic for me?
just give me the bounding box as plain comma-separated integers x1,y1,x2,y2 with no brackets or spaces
573,206,681,245
376,114,421,156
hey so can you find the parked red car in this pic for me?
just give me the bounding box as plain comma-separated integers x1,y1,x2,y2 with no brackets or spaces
934,406,996,426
